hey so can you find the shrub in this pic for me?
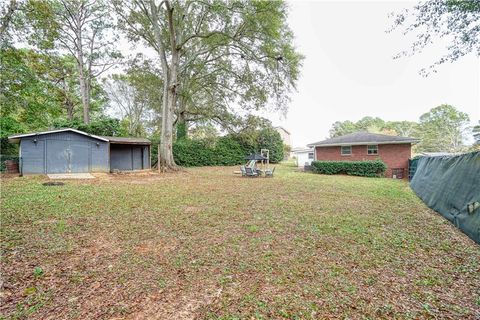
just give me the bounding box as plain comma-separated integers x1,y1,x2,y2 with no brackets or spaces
0,116,24,156
257,127,284,163
173,139,215,167
213,136,246,165
173,136,245,167
170,123,285,167
311,160,386,177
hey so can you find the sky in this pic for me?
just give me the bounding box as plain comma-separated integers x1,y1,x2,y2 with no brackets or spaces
266,1,480,148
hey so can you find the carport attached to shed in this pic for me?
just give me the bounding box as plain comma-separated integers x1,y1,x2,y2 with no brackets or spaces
105,136,151,171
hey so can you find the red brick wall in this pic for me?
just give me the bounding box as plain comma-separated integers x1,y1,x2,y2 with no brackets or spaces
314,144,412,178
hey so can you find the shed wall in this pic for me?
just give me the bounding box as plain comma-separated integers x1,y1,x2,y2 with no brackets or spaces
20,139,45,174
20,132,109,174
295,151,313,167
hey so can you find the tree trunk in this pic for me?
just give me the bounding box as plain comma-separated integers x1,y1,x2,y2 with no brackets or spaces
151,0,178,171
176,111,187,140
62,77,74,120
65,90,74,120
159,86,176,171
74,13,89,124
77,61,90,124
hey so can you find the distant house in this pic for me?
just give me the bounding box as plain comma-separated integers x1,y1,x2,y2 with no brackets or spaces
474,132,480,145
275,126,291,147
292,147,314,168
307,132,419,178
8,128,151,174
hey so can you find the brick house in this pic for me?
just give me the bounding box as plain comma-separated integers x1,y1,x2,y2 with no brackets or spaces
307,132,419,178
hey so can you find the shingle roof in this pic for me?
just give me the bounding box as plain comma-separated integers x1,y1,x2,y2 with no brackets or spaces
307,132,419,147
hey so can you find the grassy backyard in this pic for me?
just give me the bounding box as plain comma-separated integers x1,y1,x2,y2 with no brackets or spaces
1,163,479,319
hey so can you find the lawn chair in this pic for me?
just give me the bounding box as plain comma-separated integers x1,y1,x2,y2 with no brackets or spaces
246,160,256,168
240,165,247,176
265,166,275,177
245,166,258,177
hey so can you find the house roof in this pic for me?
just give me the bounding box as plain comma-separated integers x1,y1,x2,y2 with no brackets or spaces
8,128,151,145
101,136,151,145
292,147,313,153
307,132,419,147
8,128,109,143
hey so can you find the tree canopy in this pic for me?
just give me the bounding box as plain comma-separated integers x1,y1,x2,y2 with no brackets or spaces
416,104,470,153
390,0,480,75
328,105,471,153
329,116,418,139
1,0,303,166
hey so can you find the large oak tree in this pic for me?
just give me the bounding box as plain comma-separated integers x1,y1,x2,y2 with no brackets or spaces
113,0,302,171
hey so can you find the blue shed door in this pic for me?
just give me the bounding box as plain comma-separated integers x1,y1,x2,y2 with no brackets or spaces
70,141,90,172
46,140,90,173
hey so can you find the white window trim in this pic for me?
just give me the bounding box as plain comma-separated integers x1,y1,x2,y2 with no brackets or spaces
341,145,352,156
367,145,378,155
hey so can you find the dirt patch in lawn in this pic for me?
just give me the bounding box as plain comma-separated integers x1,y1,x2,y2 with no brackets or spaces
87,170,193,185
134,238,178,257
130,285,222,320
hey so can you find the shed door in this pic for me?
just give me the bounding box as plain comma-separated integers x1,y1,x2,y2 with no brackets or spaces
46,140,90,173
70,141,90,172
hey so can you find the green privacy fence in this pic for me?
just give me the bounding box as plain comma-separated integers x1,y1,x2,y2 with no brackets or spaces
408,158,419,181
409,152,480,244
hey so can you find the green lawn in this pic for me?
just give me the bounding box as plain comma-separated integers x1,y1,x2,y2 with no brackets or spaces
1,164,479,319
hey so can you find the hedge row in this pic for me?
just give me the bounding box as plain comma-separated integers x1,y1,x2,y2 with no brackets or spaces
170,128,285,167
311,160,386,177
173,136,246,167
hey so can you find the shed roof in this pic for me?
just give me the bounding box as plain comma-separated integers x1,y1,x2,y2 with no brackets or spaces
8,128,109,143
8,128,151,145
307,132,419,147
101,136,151,145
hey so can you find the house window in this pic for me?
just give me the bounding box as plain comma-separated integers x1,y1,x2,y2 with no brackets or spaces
367,145,378,155
308,152,314,159
341,146,352,155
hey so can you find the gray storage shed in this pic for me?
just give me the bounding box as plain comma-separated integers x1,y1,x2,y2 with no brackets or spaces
8,128,151,174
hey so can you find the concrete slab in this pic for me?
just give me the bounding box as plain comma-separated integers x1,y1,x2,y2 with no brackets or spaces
47,173,95,179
